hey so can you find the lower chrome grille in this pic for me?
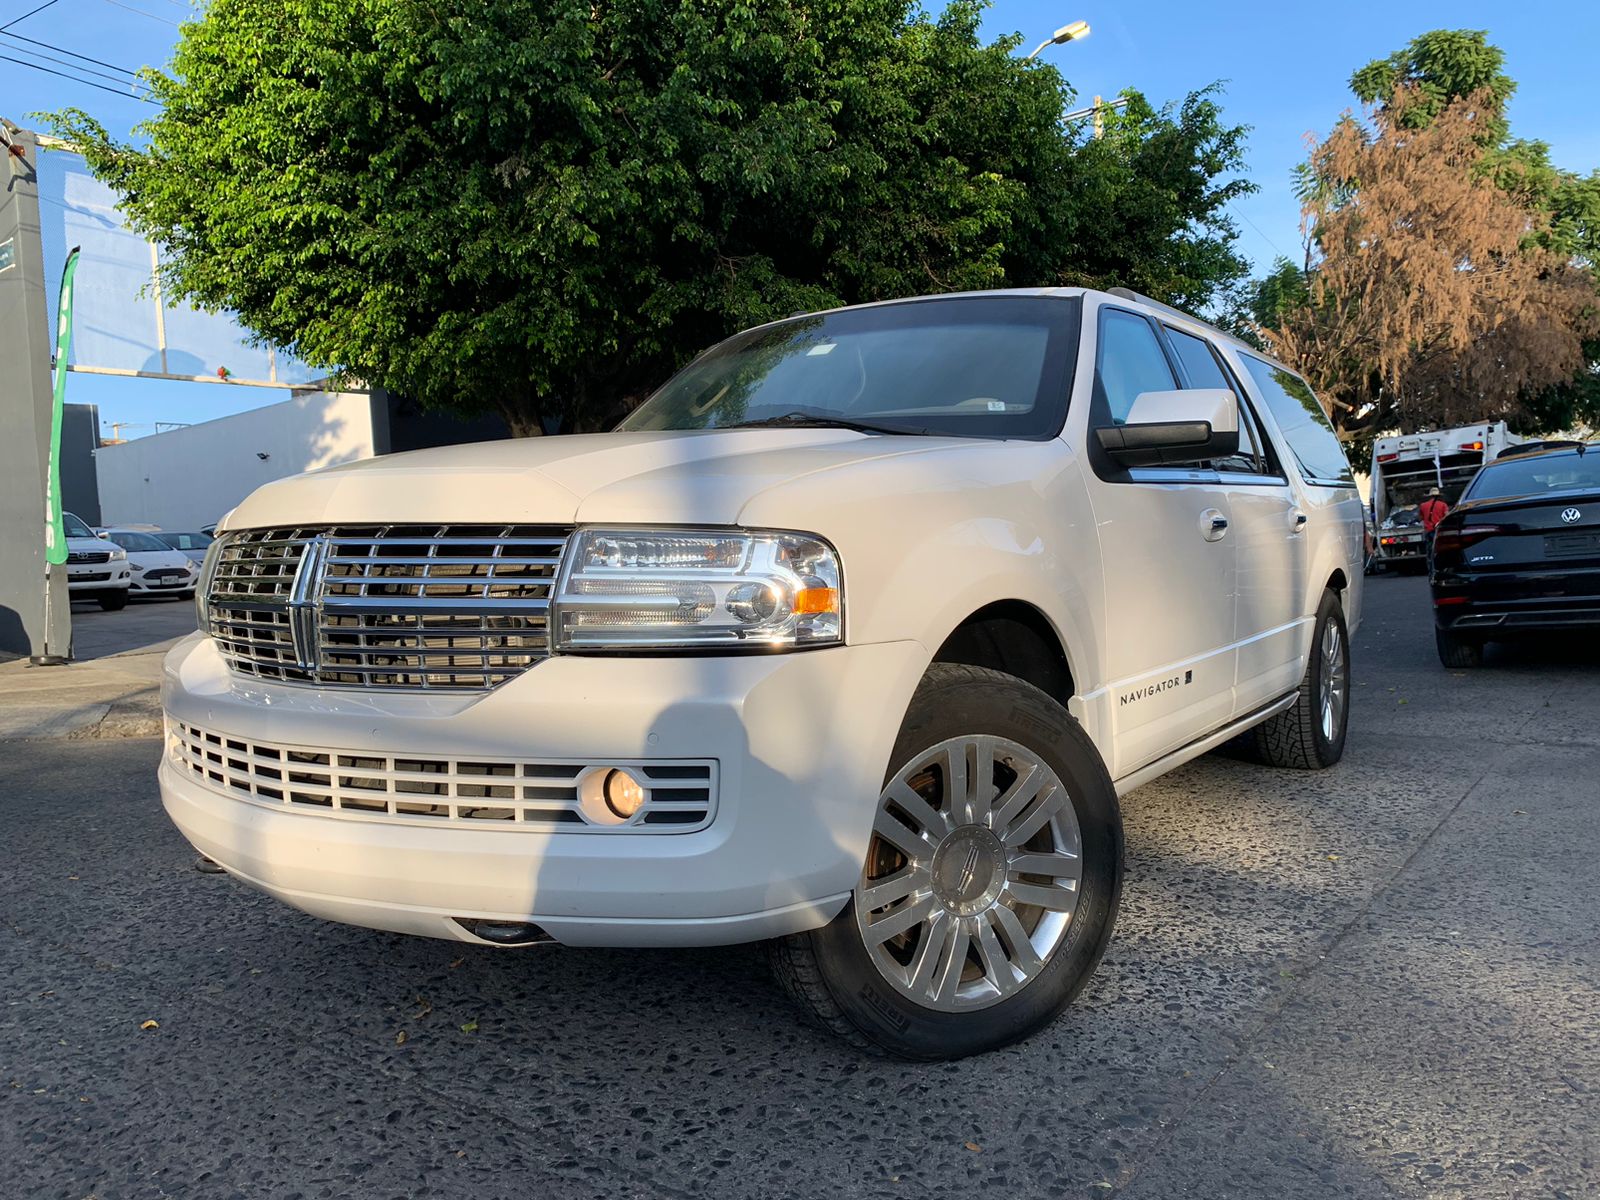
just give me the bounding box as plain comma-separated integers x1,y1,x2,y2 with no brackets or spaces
207,524,569,690
169,721,717,833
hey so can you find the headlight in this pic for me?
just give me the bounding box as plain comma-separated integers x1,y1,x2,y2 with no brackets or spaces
194,536,226,631
108,547,126,561
554,528,842,650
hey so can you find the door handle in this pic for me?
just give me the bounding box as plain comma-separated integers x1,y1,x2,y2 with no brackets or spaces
1290,509,1309,534
1200,509,1229,542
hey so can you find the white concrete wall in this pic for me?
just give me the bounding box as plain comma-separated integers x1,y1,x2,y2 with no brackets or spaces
95,390,379,530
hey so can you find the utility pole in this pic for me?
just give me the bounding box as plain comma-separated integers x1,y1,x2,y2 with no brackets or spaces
0,119,71,660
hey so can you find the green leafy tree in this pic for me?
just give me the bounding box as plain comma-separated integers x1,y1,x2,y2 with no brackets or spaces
52,0,1253,434
1349,28,1515,141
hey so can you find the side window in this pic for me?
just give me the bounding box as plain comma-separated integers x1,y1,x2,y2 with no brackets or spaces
1095,310,1178,425
1163,327,1267,475
1238,355,1355,485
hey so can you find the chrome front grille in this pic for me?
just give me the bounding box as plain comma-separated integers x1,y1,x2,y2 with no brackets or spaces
208,525,570,690
169,721,716,832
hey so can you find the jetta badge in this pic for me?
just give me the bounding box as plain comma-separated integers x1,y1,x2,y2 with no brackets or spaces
1561,508,1582,524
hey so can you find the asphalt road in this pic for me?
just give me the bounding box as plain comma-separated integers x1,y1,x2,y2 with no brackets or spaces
67,594,196,662
3,576,1597,1200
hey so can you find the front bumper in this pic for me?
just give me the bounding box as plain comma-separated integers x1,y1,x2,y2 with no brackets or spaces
67,565,131,591
159,633,928,947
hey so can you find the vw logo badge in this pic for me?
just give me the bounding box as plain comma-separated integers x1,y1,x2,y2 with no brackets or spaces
1560,508,1582,524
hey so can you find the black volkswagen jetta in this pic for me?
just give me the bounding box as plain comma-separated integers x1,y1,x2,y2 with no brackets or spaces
1430,441,1600,667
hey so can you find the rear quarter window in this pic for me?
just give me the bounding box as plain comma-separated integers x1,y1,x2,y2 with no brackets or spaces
1238,355,1354,486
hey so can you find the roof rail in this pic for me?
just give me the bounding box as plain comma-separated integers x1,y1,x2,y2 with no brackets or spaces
1495,439,1587,461
1106,286,1201,324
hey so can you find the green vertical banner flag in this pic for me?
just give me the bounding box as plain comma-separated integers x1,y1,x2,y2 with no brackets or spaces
43,245,81,566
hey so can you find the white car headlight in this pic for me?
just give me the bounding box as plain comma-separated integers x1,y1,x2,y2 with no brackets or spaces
554,528,842,650
108,547,127,561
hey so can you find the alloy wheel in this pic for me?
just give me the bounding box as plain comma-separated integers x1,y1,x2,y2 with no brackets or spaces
855,735,1082,1012
1319,619,1347,743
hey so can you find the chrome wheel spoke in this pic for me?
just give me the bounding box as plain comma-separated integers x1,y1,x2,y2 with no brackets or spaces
873,804,937,864
906,911,953,994
862,894,935,946
999,782,1067,848
936,741,974,826
885,780,951,842
1008,850,1082,885
956,737,1000,826
974,913,1023,998
859,863,930,912
989,761,1043,833
930,922,972,1006
991,903,1044,976
1006,881,1078,911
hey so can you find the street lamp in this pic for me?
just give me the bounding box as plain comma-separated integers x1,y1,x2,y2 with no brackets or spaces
1026,20,1090,60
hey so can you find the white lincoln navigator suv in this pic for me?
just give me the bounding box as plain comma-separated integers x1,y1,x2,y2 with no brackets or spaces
162,288,1363,1059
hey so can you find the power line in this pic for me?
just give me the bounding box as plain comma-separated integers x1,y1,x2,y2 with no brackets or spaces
0,0,61,31
0,51,161,102
0,34,151,89
0,28,141,77
99,0,180,25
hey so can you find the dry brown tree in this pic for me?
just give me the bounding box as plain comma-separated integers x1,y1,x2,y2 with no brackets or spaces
1267,88,1598,441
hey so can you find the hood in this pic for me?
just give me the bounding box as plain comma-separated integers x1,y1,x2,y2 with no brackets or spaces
67,536,112,553
225,428,988,529
127,548,194,569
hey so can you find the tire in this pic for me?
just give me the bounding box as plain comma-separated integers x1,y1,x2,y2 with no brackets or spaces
97,589,128,611
769,663,1123,1060
1251,588,1350,770
1435,626,1484,669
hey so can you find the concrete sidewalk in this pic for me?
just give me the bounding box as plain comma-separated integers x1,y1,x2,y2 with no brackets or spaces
0,644,165,739
0,600,191,739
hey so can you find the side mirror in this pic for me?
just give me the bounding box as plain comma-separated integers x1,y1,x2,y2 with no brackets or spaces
1095,388,1240,468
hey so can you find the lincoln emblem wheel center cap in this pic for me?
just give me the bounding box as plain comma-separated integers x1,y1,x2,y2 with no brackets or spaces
930,825,1005,915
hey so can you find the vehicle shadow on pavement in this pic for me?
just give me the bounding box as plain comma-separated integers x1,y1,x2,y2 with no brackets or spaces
6,574,1598,1198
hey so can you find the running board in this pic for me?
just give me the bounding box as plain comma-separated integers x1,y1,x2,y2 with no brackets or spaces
1113,691,1299,797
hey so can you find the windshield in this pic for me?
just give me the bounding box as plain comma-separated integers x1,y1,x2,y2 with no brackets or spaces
63,512,95,539
618,296,1081,440
108,531,170,553
1467,450,1600,501
157,531,213,551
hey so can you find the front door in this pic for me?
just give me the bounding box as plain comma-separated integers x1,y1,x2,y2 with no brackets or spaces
1161,324,1305,716
1082,305,1237,779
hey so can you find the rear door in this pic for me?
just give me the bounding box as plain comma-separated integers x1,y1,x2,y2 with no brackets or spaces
1081,303,1237,779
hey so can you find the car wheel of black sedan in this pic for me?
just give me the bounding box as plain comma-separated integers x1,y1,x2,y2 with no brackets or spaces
1435,626,1485,669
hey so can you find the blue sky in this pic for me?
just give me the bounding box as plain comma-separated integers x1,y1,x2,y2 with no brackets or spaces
3,0,1598,438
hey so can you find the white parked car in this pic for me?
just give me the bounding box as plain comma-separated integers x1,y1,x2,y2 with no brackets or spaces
104,529,200,598
63,511,131,610
160,288,1363,1058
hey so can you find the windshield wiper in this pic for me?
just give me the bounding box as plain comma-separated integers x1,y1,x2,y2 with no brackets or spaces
723,411,929,436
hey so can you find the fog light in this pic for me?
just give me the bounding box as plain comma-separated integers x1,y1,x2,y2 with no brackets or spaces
602,769,647,818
